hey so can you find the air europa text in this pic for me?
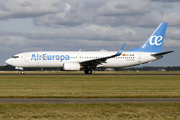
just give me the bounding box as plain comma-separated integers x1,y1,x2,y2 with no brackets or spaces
31,54,70,62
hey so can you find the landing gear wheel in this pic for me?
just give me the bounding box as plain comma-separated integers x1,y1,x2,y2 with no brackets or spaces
21,71,24,74
84,69,92,74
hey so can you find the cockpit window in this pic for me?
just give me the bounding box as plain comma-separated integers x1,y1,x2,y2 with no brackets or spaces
12,56,19,58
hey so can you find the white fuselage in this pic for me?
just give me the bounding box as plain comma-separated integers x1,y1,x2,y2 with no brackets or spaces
5,51,158,69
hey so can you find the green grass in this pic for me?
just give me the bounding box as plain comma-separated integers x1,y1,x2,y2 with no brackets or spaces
0,75,180,98
0,73,180,120
0,103,180,120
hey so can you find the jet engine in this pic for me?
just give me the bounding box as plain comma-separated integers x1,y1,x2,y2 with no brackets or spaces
63,62,81,71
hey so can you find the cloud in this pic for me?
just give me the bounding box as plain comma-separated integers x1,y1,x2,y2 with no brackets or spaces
151,0,180,2
23,25,139,42
160,3,174,9
164,39,180,47
0,0,178,28
33,1,85,27
33,0,155,27
166,29,180,40
20,1,33,7
0,23,180,54
32,0,180,28
0,24,143,54
97,0,153,16
0,0,65,19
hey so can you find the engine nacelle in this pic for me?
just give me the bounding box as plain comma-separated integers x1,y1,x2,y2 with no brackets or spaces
63,62,80,71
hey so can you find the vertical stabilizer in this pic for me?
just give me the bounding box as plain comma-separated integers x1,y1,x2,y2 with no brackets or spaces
129,22,168,53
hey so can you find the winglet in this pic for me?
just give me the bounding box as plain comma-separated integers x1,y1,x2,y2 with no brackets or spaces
116,44,126,56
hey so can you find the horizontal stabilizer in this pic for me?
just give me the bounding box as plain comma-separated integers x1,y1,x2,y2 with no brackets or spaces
151,51,174,56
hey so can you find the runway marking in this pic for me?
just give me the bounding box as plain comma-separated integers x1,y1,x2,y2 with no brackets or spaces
0,98,180,103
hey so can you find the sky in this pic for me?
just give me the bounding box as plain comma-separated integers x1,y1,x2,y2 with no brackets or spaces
0,0,180,67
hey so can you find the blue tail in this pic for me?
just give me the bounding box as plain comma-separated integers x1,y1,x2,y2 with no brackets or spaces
129,22,168,53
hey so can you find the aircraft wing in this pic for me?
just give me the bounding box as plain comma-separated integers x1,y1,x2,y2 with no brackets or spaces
79,44,126,67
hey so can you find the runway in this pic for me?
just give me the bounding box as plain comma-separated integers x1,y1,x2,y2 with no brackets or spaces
0,73,180,76
0,98,180,103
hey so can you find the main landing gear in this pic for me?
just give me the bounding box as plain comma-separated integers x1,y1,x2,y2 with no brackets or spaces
84,69,92,74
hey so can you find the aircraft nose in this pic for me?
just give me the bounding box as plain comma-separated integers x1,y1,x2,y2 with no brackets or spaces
5,59,11,65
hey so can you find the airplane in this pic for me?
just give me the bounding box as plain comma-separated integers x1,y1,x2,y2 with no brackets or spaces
5,22,173,74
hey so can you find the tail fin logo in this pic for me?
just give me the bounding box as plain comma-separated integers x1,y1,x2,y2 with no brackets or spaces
149,35,163,46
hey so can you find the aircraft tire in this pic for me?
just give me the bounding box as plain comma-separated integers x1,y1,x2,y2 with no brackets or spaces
84,69,92,74
21,71,24,74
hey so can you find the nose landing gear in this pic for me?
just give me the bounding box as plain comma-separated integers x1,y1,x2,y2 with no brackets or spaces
21,70,24,74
